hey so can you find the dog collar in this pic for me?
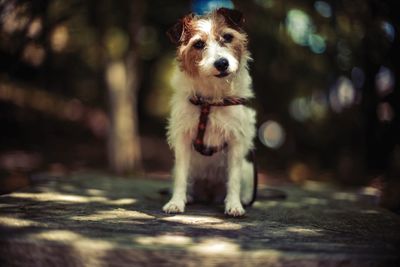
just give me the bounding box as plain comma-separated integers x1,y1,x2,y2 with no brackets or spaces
189,95,247,106
189,95,247,156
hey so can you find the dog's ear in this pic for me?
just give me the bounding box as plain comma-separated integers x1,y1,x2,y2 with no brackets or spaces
167,20,184,44
217,8,244,29
167,13,194,45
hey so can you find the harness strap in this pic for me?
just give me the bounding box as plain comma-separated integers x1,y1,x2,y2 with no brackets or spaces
189,95,258,206
189,95,247,156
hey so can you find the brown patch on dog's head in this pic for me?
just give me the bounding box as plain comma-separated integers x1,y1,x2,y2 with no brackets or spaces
178,36,205,77
168,9,248,78
211,9,248,60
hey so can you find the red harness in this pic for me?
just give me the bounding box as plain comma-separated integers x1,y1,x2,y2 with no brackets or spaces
189,95,247,156
189,95,258,206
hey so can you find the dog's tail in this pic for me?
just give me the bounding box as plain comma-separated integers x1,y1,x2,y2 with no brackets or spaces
244,149,258,207
245,150,287,207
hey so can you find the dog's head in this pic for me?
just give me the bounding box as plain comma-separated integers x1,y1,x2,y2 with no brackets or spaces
167,8,248,79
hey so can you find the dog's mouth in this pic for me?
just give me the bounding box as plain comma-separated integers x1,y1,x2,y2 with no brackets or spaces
214,72,230,78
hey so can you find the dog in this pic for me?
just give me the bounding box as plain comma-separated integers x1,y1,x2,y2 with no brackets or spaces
163,8,257,217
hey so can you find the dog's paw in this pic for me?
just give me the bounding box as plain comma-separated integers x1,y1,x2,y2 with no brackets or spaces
163,200,185,214
225,201,245,217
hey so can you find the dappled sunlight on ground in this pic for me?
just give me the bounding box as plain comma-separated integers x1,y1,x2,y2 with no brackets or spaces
0,173,399,265
162,215,243,230
30,230,115,266
189,238,240,254
11,191,138,206
135,234,192,247
286,226,324,236
71,209,154,222
0,216,45,228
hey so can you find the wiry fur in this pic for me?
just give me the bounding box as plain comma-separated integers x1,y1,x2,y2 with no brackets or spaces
163,9,256,216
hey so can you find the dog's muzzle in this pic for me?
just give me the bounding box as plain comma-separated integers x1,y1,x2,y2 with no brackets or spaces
214,58,229,78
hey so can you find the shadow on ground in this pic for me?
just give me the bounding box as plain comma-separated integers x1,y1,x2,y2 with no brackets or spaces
1,173,399,266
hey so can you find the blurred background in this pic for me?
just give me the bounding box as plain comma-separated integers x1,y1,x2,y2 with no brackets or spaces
0,0,399,210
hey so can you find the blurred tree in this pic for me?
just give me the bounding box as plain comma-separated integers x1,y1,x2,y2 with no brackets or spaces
0,0,398,190
102,0,145,174
0,0,146,174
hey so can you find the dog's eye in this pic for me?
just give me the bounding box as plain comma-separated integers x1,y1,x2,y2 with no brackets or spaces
223,33,234,43
193,40,205,50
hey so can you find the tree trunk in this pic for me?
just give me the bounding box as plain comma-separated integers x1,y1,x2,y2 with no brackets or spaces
106,0,145,174
106,60,141,174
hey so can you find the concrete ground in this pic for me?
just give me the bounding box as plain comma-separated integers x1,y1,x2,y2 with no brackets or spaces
0,172,399,266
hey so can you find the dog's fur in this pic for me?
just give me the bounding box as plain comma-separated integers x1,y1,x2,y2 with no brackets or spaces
163,8,256,216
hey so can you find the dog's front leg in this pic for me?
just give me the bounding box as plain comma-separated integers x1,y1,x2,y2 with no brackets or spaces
225,142,246,217
163,137,191,214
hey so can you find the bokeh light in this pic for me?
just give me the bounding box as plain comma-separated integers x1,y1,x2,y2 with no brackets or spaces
310,90,328,120
258,120,286,149
381,21,395,43
22,43,45,66
290,93,328,122
27,17,42,38
329,76,356,113
289,162,313,184
286,9,326,54
286,9,313,46
289,97,312,122
308,34,326,54
314,1,332,18
51,25,69,52
1,3,29,34
104,27,129,60
375,66,395,97
377,102,394,122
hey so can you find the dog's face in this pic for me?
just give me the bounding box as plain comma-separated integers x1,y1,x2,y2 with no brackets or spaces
168,8,248,79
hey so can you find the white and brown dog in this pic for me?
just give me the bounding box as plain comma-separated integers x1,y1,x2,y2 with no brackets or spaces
163,8,257,217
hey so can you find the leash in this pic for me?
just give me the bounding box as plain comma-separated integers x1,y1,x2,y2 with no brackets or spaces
189,95,258,206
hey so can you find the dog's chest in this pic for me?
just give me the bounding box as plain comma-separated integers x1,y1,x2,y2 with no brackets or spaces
191,105,243,146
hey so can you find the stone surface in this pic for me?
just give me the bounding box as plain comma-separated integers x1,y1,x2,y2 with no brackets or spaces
0,173,399,266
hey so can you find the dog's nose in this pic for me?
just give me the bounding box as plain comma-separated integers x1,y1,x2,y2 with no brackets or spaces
214,58,229,72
